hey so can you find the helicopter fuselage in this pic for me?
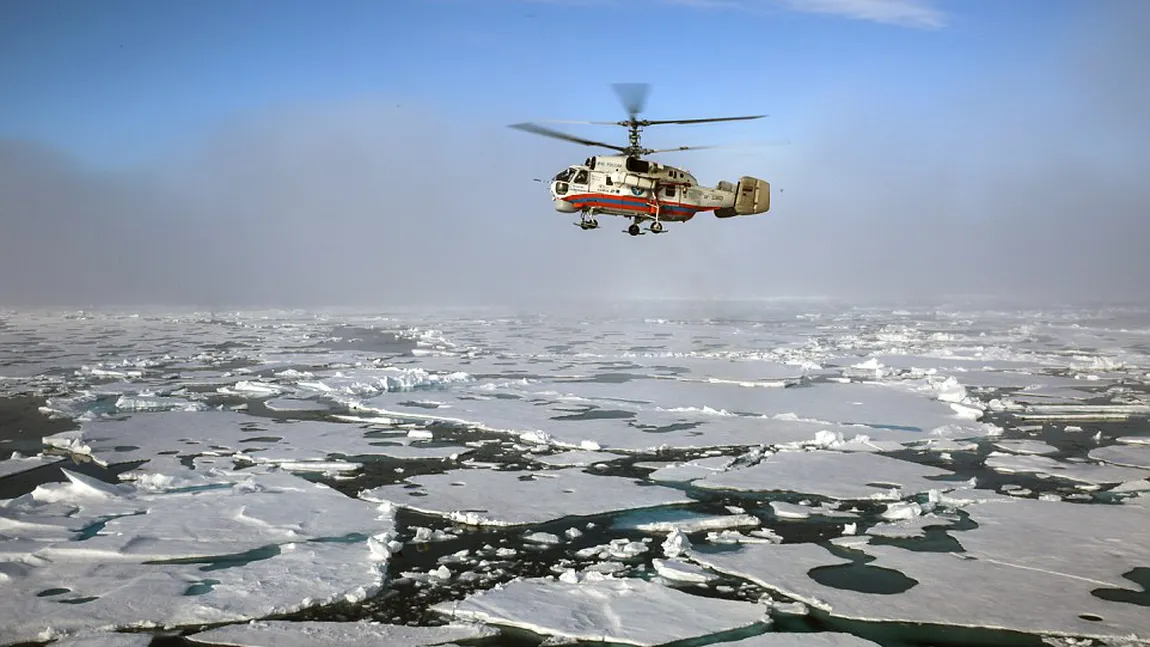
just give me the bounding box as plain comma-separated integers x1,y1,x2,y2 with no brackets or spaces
548,155,767,224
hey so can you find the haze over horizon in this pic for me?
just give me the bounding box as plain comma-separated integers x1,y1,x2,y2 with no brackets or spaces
2,0,1148,309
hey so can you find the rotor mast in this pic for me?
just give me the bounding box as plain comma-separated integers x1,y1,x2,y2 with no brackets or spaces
612,83,650,158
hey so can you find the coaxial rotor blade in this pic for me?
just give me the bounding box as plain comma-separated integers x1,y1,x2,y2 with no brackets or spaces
644,139,792,155
537,119,623,126
611,83,651,119
641,115,766,126
644,144,721,154
508,122,629,153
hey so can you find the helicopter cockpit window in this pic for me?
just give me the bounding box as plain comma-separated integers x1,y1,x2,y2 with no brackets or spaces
554,168,574,182
573,169,589,185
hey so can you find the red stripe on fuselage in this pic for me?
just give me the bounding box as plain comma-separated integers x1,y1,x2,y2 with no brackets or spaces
563,193,718,221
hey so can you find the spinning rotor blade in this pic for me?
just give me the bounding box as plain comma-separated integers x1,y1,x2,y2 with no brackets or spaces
645,139,793,155
612,82,651,119
538,119,621,126
645,144,721,154
508,122,629,153
642,115,766,126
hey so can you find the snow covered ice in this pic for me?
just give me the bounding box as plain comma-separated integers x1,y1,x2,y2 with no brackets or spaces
1,302,1148,646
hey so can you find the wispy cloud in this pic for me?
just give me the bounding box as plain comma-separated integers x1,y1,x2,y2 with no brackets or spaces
525,0,947,28
652,0,946,28
779,0,946,29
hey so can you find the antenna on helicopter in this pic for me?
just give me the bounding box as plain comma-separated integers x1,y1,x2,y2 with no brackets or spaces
509,83,767,158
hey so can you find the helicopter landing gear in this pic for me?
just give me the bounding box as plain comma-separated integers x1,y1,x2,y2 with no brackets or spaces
577,209,599,230
627,223,641,236
649,221,664,234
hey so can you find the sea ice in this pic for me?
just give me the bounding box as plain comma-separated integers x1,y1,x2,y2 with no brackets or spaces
770,501,857,520
359,468,692,526
691,538,1150,642
719,632,882,646
47,410,470,469
984,451,1150,485
186,620,496,647
0,453,62,479
46,633,155,647
692,449,957,501
993,439,1060,455
432,573,767,646
0,467,397,644
533,449,623,467
1088,444,1150,469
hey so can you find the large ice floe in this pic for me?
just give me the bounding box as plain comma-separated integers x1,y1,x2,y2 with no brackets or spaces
432,570,768,646
1,303,1148,646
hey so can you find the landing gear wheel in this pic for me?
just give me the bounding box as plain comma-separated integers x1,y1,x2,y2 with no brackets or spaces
628,223,641,236
650,221,664,234
588,219,599,229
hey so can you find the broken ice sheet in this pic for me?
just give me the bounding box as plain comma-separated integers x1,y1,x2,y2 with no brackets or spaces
0,467,397,644
983,451,1150,485
47,410,469,468
360,468,691,526
692,449,957,501
769,501,858,520
431,573,767,646
0,540,390,645
690,538,1150,641
1088,443,1150,469
46,633,155,647
957,496,1150,590
43,470,392,560
532,449,624,467
992,439,1059,455
356,376,1001,453
186,620,496,647
721,632,882,646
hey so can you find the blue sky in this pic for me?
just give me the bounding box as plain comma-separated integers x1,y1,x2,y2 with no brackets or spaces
2,0,1086,168
1,0,1147,306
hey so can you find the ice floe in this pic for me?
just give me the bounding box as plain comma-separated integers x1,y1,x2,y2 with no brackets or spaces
691,537,1149,642
1089,443,1150,469
984,451,1150,486
432,572,767,645
0,467,396,645
691,449,958,501
185,620,496,646
359,467,692,526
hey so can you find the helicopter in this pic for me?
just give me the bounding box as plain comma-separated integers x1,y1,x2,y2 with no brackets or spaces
510,83,772,236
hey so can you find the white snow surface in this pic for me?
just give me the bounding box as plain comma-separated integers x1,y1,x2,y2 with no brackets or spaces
185,620,495,647
432,573,767,646
0,467,396,645
692,449,957,500
360,467,692,526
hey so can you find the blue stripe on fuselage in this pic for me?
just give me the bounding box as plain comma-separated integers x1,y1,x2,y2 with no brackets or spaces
570,196,696,213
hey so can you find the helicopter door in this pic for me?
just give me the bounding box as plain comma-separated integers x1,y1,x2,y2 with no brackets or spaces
572,169,590,188
660,183,681,209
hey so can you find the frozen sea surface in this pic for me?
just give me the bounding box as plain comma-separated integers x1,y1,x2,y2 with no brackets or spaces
0,301,1148,647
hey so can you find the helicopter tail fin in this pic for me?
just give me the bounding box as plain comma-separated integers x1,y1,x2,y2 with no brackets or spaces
715,176,770,218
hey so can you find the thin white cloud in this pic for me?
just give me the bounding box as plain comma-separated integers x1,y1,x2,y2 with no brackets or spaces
777,0,946,28
649,0,946,28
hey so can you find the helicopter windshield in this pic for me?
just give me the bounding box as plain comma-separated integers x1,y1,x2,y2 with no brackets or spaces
553,168,575,182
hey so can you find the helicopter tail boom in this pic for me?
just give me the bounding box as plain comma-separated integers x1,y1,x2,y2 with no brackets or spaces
715,176,771,218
